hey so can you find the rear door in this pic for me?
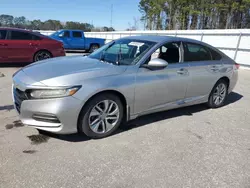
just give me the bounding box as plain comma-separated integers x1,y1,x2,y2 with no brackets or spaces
70,31,85,49
182,42,223,100
6,30,39,62
0,29,8,62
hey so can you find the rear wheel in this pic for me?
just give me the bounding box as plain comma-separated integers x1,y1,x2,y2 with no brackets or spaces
78,93,124,139
33,50,52,62
89,44,99,53
207,80,228,108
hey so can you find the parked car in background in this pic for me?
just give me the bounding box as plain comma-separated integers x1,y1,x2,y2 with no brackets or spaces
0,28,65,63
12,36,238,139
50,29,105,52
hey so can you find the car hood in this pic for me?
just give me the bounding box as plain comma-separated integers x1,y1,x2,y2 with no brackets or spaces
21,56,127,86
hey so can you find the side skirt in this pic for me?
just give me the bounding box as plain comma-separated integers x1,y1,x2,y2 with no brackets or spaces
129,95,209,121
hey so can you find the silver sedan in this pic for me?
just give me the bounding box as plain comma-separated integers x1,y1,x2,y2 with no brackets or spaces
12,36,238,138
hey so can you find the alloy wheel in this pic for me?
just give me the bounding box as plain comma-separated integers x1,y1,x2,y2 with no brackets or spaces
88,100,120,134
212,83,227,106
90,45,99,52
35,51,51,61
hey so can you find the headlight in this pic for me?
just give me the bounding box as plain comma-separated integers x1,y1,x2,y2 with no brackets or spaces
29,86,81,99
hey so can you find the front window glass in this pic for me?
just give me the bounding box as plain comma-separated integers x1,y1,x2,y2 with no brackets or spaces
149,42,181,64
88,39,156,65
62,31,70,37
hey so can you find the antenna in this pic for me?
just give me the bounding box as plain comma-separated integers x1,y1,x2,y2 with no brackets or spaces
111,4,113,28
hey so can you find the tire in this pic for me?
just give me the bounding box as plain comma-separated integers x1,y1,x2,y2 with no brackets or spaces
33,50,52,62
78,93,124,139
207,79,228,108
89,44,99,53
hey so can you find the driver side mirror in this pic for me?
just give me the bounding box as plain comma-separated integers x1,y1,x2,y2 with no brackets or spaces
58,33,64,38
140,58,168,70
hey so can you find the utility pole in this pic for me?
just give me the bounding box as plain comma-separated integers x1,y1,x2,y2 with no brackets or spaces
111,4,113,28
200,0,204,29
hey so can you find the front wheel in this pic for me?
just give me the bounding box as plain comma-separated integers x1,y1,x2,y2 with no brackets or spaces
207,80,228,108
78,93,124,139
89,44,99,53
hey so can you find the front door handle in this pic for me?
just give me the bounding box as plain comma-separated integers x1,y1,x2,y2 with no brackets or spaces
177,68,188,75
0,43,8,46
29,43,38,47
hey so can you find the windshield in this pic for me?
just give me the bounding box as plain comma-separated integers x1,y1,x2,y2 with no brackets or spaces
88,38,156,65
49,30,61,37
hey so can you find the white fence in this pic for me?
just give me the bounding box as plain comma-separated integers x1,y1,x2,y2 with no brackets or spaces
39,29,250,67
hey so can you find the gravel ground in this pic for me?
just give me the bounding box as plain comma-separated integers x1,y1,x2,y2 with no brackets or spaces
0,58,250,188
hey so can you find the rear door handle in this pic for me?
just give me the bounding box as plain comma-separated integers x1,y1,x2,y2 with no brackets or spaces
210,65,220,71
177,68,188,75
0,43,8,46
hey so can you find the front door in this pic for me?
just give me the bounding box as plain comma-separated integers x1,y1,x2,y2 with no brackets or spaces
58,30,71,49
134,41,190,115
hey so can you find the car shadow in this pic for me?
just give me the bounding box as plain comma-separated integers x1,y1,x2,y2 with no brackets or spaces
0,62,30,68
38,92,243,142
0,105,14,111
66,51,88,54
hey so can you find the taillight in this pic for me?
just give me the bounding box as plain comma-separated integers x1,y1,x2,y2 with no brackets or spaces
235,63,240,69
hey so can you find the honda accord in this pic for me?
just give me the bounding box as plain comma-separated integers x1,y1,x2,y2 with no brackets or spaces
12,36,238,138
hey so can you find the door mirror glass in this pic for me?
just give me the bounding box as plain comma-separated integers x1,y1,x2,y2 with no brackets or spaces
58,33,64,38
141,58,168,70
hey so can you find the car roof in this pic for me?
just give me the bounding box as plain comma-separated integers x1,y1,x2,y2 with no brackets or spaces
122,35,204,44
0,27,51,39
0,27,33,32
59,29,83,32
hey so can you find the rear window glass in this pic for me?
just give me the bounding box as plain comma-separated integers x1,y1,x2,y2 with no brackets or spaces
72,31,82,38
210,48,222,60
0,30,7,39
184,43,212,62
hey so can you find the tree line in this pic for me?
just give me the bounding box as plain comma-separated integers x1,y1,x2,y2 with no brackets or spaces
0,14,115,32
139,0,250,30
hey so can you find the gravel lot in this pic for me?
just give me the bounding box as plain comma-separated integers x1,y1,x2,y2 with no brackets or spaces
0,55,250,188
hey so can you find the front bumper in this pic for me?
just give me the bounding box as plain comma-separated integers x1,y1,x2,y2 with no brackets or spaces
14,95,82,134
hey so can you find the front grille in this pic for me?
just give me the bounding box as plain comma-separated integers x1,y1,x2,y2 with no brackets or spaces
13,87,28,113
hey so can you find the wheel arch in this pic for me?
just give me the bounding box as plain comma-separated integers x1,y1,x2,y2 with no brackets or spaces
217,76,230,89
77,89,128,132
210,76,230,96
90,43,100,47
89,43,100,50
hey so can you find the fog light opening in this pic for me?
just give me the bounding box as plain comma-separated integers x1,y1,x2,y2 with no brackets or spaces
32,113,60,123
